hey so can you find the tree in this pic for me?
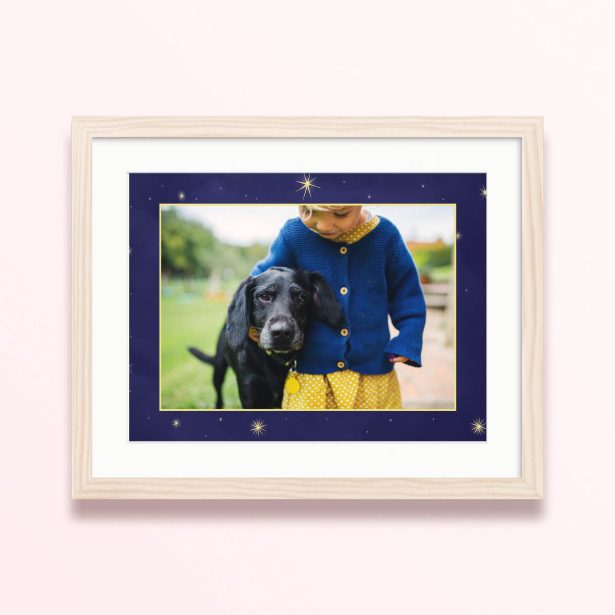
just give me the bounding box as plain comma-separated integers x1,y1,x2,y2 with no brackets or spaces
161,208,215,278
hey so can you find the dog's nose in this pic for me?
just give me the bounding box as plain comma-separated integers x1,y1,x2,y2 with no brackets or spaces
270,321,293,342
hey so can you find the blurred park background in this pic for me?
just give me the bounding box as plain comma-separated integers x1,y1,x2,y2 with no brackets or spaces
161,205,455,409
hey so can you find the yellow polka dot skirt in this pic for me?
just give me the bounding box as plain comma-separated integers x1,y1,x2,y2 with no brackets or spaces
282,369,402,410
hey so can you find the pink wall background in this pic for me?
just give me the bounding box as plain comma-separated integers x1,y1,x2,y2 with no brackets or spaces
2,1,614,612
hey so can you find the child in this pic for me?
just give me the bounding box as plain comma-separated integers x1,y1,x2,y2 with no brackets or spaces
250,204,426,409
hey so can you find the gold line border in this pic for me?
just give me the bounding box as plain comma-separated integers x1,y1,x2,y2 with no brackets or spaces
158,202,457,412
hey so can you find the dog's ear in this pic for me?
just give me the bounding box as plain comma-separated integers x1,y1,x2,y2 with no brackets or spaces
226,276,254,350
308,272,344,328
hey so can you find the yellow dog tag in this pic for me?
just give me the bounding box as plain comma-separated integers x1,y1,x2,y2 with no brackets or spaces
285,374,301,395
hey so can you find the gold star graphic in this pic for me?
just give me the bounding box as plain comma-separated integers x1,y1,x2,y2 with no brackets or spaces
471,418,486,435
480,186,487,198
250,419,266,436
178,191,186,201
456,232,463,240
295,174,320,200
172,419,181,429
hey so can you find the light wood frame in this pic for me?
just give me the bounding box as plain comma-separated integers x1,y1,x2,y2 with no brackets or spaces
72,116,543,499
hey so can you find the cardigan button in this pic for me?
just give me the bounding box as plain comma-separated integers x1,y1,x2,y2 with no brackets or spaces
340,328,349,336
340,286,348,295
336,361,345,369
339,246,348,254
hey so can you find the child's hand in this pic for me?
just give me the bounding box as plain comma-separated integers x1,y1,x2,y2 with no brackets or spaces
388,354,409,363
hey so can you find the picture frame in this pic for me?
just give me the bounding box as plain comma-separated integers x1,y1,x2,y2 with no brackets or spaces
72,116,543,499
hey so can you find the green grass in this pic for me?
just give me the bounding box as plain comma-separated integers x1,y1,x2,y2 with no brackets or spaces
161,279,241,409
428,265,452,283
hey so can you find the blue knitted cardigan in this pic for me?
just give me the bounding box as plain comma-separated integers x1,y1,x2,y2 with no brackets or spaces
250,216,426,375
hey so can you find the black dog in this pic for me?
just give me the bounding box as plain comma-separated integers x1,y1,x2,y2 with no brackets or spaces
189,267,343,409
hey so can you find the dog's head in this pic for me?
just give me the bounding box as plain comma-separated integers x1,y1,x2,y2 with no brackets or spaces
226,267,344,353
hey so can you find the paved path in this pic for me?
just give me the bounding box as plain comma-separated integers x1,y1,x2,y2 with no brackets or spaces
393,308,455,409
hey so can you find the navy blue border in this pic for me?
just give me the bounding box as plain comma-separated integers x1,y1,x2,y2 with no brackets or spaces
129,173,486,441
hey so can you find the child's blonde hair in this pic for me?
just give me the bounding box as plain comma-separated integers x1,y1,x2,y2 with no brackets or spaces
299,204,361,220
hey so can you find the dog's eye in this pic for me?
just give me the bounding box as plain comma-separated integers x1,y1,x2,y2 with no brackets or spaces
258,292,272,302
295,294,308,305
